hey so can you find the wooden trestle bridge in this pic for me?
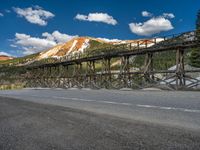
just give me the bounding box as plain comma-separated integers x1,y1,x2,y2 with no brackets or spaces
24,31,200,90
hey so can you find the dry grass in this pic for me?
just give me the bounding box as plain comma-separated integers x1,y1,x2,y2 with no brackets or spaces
0,83,25,90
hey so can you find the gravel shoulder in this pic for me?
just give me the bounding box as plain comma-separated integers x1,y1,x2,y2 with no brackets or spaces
0,96,200,150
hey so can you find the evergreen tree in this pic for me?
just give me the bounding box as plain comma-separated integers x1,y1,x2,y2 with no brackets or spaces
189,9,200,67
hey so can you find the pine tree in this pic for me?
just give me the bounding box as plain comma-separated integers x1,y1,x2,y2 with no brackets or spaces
189,9,200,67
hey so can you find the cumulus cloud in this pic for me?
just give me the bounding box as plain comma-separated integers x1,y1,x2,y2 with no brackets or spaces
75,13,117,25
0,12,4,17
0,51,12,56
142,11,152,17
129,17,174,36
163,13,175,19
13,6,55,26
42,31,78,44
13,31,78,55
129,11,175,36
10,44,17,48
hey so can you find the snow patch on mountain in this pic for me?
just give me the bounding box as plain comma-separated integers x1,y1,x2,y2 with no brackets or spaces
67,40,78,55
38,44,63,59
97,38,121,43
78,39,90,53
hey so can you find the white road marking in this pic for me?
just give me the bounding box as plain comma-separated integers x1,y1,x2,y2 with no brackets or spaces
3,94,199,113
100,101,132,106
53,96,94,102
137,104,200,113
53,96,132,106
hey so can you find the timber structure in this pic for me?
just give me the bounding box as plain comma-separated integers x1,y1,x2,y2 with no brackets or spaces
3,31,200,90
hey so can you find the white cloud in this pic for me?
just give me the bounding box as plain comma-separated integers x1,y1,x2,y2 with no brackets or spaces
0,51,12,56
10,44,17,48
97,37,121,42
75,13,117,25
129,16,174,36
13,6,55,26
13,31,78,55
163,13,175,19
42,31,78,44
75,14,87,20
142,11,152,17
0,13,4,17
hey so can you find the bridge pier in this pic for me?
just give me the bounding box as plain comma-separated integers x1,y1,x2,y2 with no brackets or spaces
62,65,70,88
72,63,83,88
143,53,154,85
175,49,185,89
100,58,112,89
86,61,97,88
119,56,131,88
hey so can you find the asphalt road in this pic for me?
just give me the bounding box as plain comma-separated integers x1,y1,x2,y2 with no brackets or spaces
0,89,200,149
0,88,200,130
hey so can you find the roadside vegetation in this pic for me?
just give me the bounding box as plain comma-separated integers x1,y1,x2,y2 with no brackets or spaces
0,83,25,90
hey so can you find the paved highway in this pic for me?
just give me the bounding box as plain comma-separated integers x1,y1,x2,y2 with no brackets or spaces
1,88,200,149
0,88,200,130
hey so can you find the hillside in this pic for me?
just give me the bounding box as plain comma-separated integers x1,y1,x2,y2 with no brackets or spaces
36,36,155,60
0,55,13,61
0,36,171,67
37,37,112,60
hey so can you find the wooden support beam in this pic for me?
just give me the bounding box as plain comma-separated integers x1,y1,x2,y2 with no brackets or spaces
175,49,185,89
119,56,131,88
143,53,154,83
71,63,83,88
86,61,96,87
101,58,112,88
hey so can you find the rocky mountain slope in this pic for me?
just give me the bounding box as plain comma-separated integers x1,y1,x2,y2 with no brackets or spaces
36,37,165,60
0,55,13,61
0,36,165,66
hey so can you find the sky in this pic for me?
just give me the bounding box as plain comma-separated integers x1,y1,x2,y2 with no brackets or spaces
0,0,199,57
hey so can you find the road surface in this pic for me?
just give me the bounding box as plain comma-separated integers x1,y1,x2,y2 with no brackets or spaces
0,88,200,149
1,88,200,130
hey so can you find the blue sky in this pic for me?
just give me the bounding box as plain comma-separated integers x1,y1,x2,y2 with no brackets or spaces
0,0,199,56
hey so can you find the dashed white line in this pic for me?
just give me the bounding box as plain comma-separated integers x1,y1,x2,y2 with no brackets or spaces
13,94,200,113
53,96,132,106
100,101,132,106
137,104,200,113
53,96,94,102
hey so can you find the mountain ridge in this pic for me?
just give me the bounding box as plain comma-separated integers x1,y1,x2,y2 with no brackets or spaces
0,36,165,66
0,55,13,61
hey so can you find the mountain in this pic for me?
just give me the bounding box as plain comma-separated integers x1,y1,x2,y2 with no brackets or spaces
0,55,13,61
0,31,195,66
37,37,165,60
37,37,115,60
0,36,165,66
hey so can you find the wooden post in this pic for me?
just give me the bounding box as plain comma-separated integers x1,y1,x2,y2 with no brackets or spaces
144,53,153,83
176,49,185,89
101,58,112,88
120,56,131,88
